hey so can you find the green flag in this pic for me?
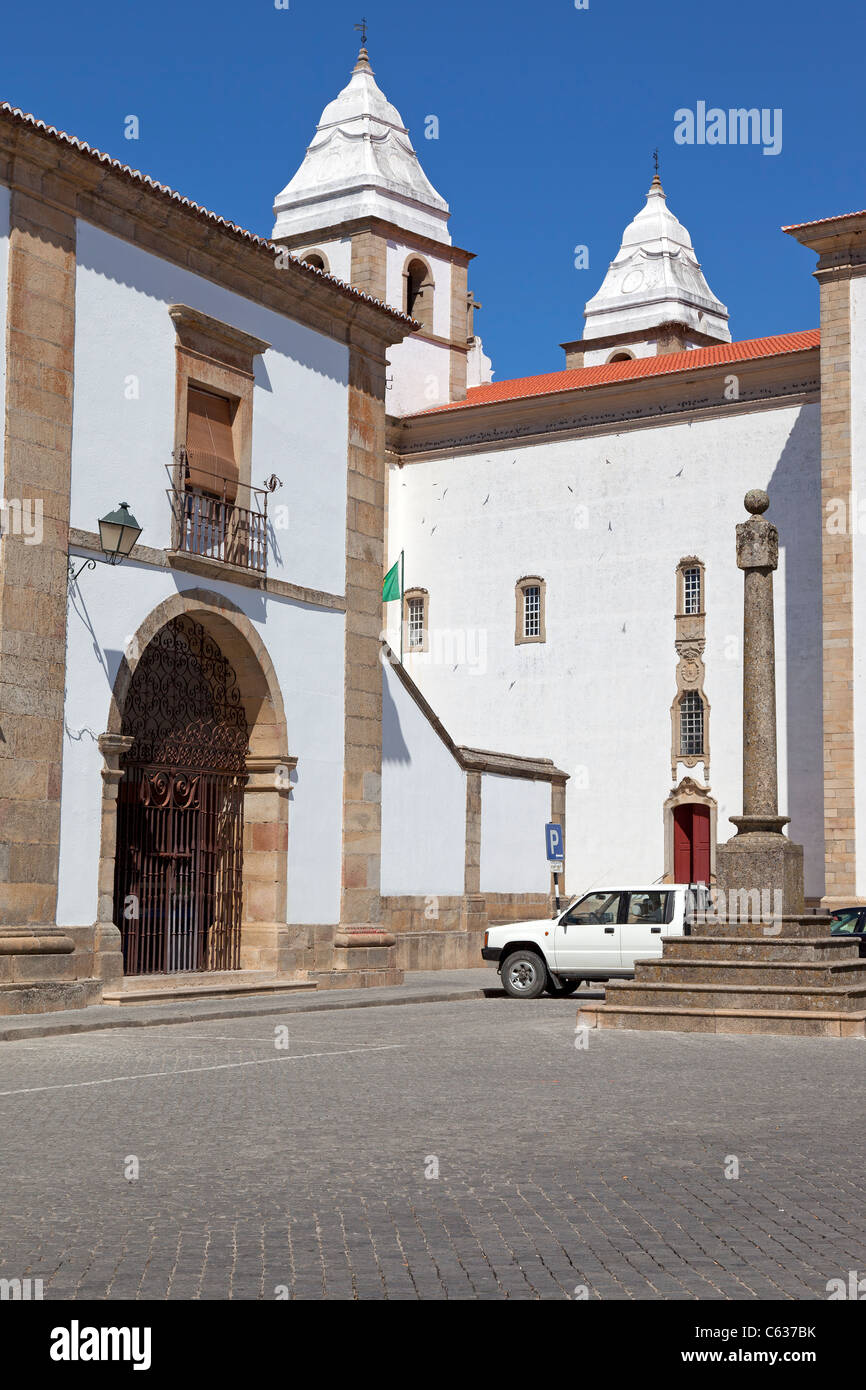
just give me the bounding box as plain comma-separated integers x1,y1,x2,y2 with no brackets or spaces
382,559,401,602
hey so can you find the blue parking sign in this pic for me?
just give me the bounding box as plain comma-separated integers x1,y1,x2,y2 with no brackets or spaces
545,822,564,863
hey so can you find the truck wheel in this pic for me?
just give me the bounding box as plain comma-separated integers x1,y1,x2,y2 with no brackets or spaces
548,978,581,996
501,950,547,999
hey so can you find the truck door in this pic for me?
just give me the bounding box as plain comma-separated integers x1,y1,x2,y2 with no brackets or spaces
554,891,624,973
620,890,674,971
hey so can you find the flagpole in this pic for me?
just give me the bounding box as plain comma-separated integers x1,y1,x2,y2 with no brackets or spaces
400,549,404,664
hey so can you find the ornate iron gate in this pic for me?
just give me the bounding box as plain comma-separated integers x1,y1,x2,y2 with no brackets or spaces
114,617,249,975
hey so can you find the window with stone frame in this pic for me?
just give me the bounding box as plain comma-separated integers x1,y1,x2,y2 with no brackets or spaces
515,576,546,645
403,589,429,653
677,557,705,616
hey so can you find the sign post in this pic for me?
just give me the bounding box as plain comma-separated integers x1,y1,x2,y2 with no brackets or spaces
545,822,565,913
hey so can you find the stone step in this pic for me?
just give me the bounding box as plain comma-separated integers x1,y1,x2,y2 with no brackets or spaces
685,914,836,939
102,973,317,1005
635,959,866,988
664,935,857,963
577,1001,866,1039
605,979,866,1012
0,978,103,1016
308,968,404,991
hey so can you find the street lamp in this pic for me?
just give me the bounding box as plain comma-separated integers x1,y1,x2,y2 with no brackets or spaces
68,502,143,582
98,502,142,565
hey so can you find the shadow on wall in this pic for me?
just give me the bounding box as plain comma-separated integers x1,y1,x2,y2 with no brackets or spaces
76,222,349,386
382,668,411,764
767,405,825,898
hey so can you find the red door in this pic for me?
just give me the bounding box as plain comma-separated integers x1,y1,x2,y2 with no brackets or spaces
673,804,711,883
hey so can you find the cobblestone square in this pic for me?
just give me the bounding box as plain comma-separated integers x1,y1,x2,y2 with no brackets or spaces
0,996,863,1300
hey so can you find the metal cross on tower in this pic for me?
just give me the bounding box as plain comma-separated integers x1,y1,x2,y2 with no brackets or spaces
354,18,368,45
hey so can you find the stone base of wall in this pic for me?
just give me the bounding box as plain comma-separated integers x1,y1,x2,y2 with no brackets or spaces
385,894,552,971
0,925,103,1015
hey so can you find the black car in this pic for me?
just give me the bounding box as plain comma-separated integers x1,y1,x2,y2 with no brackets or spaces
830,908,866,956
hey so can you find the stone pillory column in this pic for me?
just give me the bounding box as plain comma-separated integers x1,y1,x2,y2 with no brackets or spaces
578,487,866,1036
716,490,804,915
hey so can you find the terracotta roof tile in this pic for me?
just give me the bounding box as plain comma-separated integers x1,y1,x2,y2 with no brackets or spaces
783,210,866,231
412,330,820,416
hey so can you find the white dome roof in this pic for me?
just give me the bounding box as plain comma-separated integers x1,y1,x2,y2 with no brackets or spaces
272,48,451,245
583,177,730,343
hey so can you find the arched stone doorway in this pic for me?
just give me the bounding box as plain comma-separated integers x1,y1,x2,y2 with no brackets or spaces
663,777,717,885
114,616,249,974
96,591,296,983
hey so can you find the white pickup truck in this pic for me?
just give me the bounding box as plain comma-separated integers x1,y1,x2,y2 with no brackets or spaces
481,885,691,999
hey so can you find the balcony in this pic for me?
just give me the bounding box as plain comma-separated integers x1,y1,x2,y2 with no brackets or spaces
166,453,278,579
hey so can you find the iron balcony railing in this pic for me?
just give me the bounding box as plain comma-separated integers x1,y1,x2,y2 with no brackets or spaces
167,453,281,577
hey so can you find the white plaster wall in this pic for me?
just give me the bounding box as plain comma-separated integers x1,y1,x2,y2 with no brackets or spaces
389,402,824,898
386,335,451,417
72,221,350,597
56,561,345,927
480,774,552,894
849,277,866,895
0,183,10,492
380,658,466,896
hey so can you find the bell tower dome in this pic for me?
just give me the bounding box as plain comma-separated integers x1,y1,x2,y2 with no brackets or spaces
562,174,730,368
272,45,492,413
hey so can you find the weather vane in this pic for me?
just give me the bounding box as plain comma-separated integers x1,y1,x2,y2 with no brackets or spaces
653,147,660,177
354,18,368,45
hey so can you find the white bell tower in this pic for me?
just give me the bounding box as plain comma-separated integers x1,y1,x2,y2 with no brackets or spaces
272,45,492,415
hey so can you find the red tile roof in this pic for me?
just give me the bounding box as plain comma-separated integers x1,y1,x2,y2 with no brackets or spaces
411,330,821,416
783,210,866,231
0,101,415,326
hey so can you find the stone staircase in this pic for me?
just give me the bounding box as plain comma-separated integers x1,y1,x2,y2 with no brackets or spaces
578,914,866,1038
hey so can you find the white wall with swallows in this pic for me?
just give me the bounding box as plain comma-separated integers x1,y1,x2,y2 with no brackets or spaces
56,561,346,928
0,183,10,494
71,220,351,599
387,399,825,899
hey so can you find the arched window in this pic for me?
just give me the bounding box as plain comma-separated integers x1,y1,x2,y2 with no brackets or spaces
404,257,435,333
607,350,635,363
679,691,705,757
515,576,546,644
301,250,329,273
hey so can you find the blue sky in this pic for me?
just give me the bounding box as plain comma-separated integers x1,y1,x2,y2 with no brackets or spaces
2,0,863,382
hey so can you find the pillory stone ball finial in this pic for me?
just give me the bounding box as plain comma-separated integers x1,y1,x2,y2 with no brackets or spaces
744,489,770,515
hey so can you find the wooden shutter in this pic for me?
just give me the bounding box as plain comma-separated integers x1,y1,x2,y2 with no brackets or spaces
186,388,238,499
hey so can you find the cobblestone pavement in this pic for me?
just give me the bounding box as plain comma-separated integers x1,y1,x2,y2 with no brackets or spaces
0,998,863,1300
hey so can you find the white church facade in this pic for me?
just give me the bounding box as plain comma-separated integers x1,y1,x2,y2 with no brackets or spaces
0,44,864,1011
275,45,864,912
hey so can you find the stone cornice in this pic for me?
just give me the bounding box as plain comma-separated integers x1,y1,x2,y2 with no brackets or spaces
388,351,821,461
0,109,416,351
782,213,866,278
68,528,347,611
168,304,270,374
274,215,475,267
